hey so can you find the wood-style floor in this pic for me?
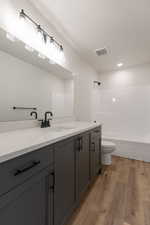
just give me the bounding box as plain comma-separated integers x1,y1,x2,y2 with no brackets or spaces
68,156,150,225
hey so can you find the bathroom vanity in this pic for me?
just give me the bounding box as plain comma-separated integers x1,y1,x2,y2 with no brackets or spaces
0,122,101,225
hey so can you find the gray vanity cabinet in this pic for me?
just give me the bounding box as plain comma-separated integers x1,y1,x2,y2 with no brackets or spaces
0,147,54,225
0,125,102,225
54,137,76,225
75,132,90,200
90,127,102,181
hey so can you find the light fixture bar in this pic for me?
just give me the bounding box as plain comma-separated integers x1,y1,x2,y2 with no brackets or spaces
19,9,63,50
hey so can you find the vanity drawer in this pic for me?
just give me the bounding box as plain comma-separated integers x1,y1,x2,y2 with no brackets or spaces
0,145,53,197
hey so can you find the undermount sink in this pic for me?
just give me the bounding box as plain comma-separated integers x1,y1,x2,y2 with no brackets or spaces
57,126,76,130
50,126,76,132
49,127,64,132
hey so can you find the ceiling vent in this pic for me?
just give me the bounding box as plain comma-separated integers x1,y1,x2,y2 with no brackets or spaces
95,48,108,56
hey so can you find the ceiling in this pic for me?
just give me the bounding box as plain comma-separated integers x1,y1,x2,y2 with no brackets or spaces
31,0,150,73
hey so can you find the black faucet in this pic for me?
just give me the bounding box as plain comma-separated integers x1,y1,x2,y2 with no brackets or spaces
30,111,38,120
39,111,53,128
44,111,53,127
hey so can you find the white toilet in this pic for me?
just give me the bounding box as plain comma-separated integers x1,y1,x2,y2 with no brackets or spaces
101,141,116,165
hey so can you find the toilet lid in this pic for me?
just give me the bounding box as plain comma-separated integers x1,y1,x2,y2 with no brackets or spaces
102,141,116,148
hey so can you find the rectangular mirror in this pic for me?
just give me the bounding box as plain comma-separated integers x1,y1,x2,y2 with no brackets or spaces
0,27,74,122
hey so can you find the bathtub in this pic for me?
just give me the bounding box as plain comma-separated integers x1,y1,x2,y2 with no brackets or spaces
103,133,150,162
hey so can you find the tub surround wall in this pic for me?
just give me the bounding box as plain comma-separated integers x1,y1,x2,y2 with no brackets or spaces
98,63,150,137
99,63,150,161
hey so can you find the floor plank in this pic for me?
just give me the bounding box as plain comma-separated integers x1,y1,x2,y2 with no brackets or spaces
68,156,150,225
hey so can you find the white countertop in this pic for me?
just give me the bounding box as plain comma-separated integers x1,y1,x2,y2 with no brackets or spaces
0,121,101,163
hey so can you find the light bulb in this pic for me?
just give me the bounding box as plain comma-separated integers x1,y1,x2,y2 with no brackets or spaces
6,33,16,42
48,41,58,61
59,46,65,63
37,25,44,41
43,33,47,43
19,9,26,23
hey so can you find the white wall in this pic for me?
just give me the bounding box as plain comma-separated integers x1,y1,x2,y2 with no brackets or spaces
0,0,99,124
98,63,150,138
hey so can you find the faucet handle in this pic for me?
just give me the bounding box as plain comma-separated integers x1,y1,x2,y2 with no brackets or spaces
30,111,38,120
46,111,53,117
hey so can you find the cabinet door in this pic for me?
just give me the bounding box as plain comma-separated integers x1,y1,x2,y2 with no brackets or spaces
94,128,102,174
90,132,96,180
76,133,90,200
54,138,76,225
90,127,102,181
0,168,53,225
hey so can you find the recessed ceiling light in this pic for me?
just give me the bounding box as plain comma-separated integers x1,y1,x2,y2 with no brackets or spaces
117,63,123,67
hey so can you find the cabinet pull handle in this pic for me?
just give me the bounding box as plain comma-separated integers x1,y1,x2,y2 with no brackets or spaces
91,142,95,152
50,172,55,190
77,137,81,151
14,160,40,176
80,137,83,151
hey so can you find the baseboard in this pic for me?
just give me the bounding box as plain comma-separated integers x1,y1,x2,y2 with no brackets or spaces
104,138,150,163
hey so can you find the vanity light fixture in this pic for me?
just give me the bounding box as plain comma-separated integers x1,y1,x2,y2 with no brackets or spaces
19,9,64,57
117,63,123,67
